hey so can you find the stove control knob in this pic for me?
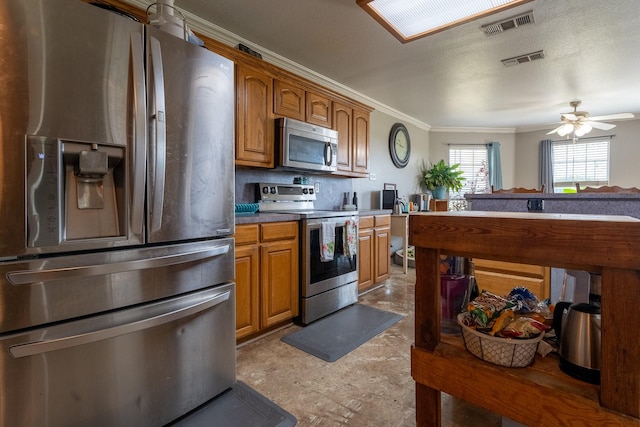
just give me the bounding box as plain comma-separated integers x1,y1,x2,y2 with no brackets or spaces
309,188,314,194
262,186,269,194
302,188,309,194
270,186,276,194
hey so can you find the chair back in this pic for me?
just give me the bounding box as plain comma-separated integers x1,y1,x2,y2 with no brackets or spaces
491,185,545,194
575,184,640,193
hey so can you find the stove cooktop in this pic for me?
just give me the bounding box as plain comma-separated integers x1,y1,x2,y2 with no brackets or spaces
264,209,358,219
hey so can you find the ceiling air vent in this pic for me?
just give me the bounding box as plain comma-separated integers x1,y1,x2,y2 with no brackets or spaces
481,11,535,36
501,50,545,67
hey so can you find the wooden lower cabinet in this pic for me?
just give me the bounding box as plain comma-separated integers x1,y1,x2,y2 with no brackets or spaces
358,214,390,293
472,258,550,300
235,222,299,341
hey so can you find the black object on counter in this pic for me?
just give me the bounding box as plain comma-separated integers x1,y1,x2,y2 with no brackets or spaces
352,192,358,209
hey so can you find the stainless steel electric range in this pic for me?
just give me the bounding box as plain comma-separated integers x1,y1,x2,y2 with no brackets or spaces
258,183,359,324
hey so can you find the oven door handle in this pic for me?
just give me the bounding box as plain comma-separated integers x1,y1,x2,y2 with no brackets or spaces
306,218,351,228
8,289,231,358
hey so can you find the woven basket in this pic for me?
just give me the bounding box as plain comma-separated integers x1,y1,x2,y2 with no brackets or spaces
456,313,543,368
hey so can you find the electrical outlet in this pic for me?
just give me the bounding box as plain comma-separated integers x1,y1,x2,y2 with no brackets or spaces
369,173,376,181
314,182,320,193
527,199,544,211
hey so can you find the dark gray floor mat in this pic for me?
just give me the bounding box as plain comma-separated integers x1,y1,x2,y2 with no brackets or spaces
281,304,403,362
168,381,296,427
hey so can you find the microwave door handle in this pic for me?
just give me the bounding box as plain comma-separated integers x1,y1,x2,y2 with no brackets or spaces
324,142,332,166
8,289,231,358
149,36,166,233
130,32,147,236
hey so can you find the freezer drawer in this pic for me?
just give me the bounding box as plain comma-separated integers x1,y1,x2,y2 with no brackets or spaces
0,238,234,333
0,284,236,427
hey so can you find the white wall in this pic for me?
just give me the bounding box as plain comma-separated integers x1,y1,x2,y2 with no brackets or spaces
429,130,517,190
514,119,640,188
353,110,430,209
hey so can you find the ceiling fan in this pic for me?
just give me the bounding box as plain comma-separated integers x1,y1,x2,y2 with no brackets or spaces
547,100,635,139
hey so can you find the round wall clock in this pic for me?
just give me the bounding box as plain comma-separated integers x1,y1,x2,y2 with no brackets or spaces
389,123,411,168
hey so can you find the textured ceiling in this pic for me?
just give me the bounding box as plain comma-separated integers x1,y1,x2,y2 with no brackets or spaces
167,0,640,131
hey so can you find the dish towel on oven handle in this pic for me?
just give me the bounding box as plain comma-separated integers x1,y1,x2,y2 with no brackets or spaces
343,219,357,258
320,221,336,262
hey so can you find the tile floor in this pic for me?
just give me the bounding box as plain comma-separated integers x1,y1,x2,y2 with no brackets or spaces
236,264,502,427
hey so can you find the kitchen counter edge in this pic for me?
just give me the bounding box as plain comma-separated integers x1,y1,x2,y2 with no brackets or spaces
235,209,392,225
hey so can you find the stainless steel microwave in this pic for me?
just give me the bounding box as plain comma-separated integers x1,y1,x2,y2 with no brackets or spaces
277,117,338,173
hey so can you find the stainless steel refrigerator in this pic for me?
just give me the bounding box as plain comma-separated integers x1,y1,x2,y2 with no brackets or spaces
0,1,236,425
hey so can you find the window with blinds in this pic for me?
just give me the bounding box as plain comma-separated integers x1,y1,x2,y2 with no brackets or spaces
449,146,489,199
552,138,610,192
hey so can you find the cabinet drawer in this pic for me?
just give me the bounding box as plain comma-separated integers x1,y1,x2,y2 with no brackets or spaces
359,216,374,229
260,221,298,241
236,224,259,245
473,259,546,277
374,215,390,227
475,270,546,299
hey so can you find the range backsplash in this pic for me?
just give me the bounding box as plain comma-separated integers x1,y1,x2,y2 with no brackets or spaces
235,168,353,210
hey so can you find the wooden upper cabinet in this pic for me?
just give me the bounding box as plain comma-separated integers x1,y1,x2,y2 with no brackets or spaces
352,107,370,174
306,91,332,127
333,101,353,172
235,64,274,168
274,79,332,128
333,101,370,176
273,79,305,121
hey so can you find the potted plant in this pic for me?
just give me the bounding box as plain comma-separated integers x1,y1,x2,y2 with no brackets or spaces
419,159,465,199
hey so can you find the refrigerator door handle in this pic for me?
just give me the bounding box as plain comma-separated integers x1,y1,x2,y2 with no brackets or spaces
149,35,167,232
7,244,230,285
8,289,231,358
130,32,147,236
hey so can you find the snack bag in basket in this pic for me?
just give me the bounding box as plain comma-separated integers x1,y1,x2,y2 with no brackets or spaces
467,290,516,327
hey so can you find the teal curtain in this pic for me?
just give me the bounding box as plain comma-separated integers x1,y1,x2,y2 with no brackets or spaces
486,142,503,190
539,140,554,193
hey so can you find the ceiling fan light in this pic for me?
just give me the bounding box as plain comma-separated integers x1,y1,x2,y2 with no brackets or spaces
557,123,573,137
575,123,592,137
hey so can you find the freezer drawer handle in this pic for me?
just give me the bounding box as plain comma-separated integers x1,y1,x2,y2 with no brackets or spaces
8,289,230,358
7,244,230,285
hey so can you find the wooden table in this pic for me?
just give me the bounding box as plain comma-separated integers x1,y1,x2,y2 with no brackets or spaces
409,211,640,426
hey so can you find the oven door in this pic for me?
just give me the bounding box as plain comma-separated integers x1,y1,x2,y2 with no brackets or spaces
302,216,358,298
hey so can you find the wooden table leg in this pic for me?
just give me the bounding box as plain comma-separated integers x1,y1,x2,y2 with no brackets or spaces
416,383,441,427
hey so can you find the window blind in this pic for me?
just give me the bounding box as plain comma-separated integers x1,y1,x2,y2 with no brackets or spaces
449,145,489,198
552,139,610,188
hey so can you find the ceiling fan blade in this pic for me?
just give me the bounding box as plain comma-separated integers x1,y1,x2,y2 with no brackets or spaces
547,125,565,135
587,121,616,130
588,112,635,121
561,113,577,121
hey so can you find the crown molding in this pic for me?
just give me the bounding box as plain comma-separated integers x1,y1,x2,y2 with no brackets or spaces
430,126,516,134
124,0,431,131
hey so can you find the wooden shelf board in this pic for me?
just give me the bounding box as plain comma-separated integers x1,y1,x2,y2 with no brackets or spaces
412,339,638,426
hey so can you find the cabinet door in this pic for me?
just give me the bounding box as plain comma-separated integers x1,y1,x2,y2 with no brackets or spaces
352,108,370,174
374,226,390,283
306,91,332,127
261,239,299,327
333,101,353,173
475,270,547,299
273,79,305,121
235,64,274,167
235,244,260,339
358,227,374,292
